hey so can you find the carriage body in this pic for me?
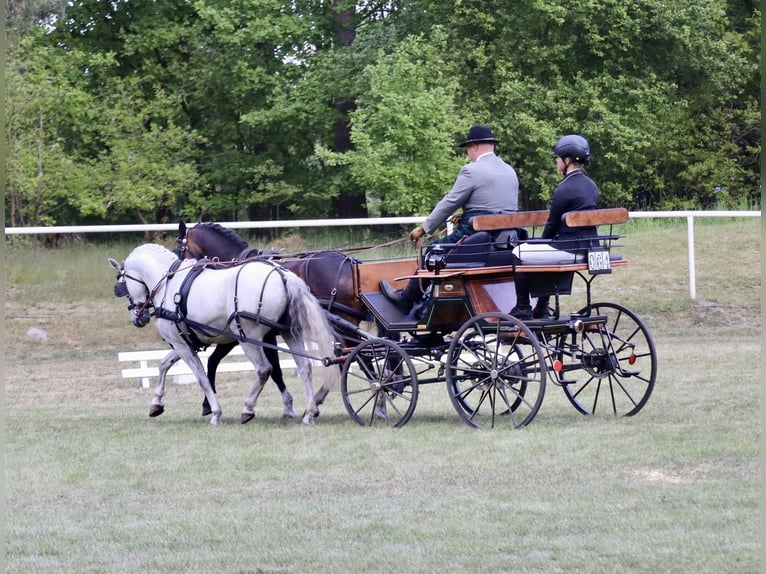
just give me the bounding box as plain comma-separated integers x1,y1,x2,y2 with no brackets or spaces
340,207,657,429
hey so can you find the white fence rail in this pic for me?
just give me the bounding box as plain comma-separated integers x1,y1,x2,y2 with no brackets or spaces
5,211,761,299
118,342,313,388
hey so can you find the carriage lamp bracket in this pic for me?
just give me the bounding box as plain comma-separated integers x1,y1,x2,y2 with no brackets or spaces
425,245,447,274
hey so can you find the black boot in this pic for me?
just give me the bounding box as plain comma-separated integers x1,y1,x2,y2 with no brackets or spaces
533,296,551,318
510,304,533,320
380,280,414,314
511,272,533,320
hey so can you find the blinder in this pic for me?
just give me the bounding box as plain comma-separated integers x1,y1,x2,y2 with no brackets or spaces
114,281,129,298
113,267,154,327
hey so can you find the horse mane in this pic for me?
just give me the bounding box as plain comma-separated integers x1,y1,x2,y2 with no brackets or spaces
137,243,174,256
193,222,249,251
131,243,178,265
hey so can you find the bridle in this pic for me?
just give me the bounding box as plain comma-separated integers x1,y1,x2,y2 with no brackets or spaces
113,267,157,327
175,235,192,258
175,230,206,260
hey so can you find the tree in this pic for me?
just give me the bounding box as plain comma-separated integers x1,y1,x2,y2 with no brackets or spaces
6,0,759,228
6,28,205,226
360,0,759,209
315,31,467,217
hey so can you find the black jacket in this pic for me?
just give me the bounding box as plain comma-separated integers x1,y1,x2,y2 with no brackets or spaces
543,170,600,251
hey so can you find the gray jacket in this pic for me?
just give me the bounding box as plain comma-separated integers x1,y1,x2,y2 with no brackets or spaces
423,153,519,235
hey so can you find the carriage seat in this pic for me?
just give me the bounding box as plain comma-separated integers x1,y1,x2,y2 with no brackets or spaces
442,229,526,269
442,232,491,268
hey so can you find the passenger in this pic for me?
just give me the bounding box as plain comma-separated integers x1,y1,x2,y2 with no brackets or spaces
381,124,519,314
510,134,600,320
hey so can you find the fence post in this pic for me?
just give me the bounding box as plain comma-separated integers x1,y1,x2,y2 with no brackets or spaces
687,216,696,299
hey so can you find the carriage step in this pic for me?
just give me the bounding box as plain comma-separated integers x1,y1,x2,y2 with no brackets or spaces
360,291,420,330
557,378,577,385
400,334,448,352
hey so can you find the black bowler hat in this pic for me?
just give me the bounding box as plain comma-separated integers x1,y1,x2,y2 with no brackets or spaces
459,125,499,147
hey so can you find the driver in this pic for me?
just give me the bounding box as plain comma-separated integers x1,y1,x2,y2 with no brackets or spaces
380,124,519,314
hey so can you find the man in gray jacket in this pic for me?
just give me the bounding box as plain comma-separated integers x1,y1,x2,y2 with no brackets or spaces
381,124,519,314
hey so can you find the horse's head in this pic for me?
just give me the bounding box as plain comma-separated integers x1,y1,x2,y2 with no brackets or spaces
176,221,249,261
108,244,175,328
109,256,153,327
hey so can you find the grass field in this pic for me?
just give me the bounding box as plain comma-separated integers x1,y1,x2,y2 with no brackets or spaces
4,218,762,573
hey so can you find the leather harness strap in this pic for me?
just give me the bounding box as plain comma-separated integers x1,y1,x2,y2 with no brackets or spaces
155,258,292,354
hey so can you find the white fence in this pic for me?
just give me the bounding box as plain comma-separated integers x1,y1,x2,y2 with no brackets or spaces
5,210,761,299
118,345,302,388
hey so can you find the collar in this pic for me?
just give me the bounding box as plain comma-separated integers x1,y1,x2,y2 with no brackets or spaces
561,168,584,181
475,152,496,162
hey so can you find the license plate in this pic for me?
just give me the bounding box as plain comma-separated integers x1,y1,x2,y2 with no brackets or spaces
587,248,612,274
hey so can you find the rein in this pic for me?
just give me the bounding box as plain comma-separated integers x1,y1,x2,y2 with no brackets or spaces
171,313,331,365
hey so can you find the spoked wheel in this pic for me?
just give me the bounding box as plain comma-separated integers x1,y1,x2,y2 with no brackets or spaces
341,338,418,427
563,302,657,416
445,312,547,430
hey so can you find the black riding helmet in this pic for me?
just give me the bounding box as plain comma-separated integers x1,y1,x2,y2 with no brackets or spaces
552,134,591,165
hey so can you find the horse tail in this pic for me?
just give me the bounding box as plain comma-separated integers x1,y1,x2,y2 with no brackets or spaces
283,273,340,393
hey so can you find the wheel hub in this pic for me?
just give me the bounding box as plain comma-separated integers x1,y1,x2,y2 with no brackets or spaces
582,348,615,378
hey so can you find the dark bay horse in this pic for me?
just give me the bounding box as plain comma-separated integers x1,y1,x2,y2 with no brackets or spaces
175,221,370,416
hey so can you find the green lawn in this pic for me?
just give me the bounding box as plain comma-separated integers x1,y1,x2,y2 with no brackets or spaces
4,218,761,573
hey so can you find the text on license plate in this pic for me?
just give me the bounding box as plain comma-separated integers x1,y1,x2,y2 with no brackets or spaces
588,249,612,274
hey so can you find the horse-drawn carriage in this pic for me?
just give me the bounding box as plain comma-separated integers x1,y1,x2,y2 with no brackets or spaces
110,208,656,429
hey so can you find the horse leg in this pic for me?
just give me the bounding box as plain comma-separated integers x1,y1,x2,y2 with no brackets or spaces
239,344,272,424
314,384,329,411
150,350,180,417
313,334,349,412
283,336,318,425
264,331,296,419
181,352,223,424
202,342,237,416
196,369,223,425
154,325,221,424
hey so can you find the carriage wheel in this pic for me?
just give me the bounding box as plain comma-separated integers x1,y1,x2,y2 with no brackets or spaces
341,339,418,427
445,312,547,430
562,302,657,416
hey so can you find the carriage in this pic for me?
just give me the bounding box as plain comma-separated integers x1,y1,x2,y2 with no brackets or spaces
163,206,657,430
321,207,657,429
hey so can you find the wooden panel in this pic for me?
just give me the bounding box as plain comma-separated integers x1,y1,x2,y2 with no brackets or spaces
466,277,517,315
432,278,467,297
355,258,419,293
471,210,550,231
504,259,628,273
565,208,629,227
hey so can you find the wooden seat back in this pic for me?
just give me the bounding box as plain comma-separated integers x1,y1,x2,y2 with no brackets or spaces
565,207,629,227
471,210,550,231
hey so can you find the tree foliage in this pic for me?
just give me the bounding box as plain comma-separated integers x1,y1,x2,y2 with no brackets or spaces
4,0,760,226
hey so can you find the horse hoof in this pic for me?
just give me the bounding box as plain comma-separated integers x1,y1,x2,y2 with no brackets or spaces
241,412,255,425
301,408,320,420
201,406,212,417
149,405,165,417
302,413,316,425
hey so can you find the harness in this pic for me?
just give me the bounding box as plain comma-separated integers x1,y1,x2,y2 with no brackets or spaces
298,252,366,322
153,258,292,354
114,248,340,366
178,225,365,323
